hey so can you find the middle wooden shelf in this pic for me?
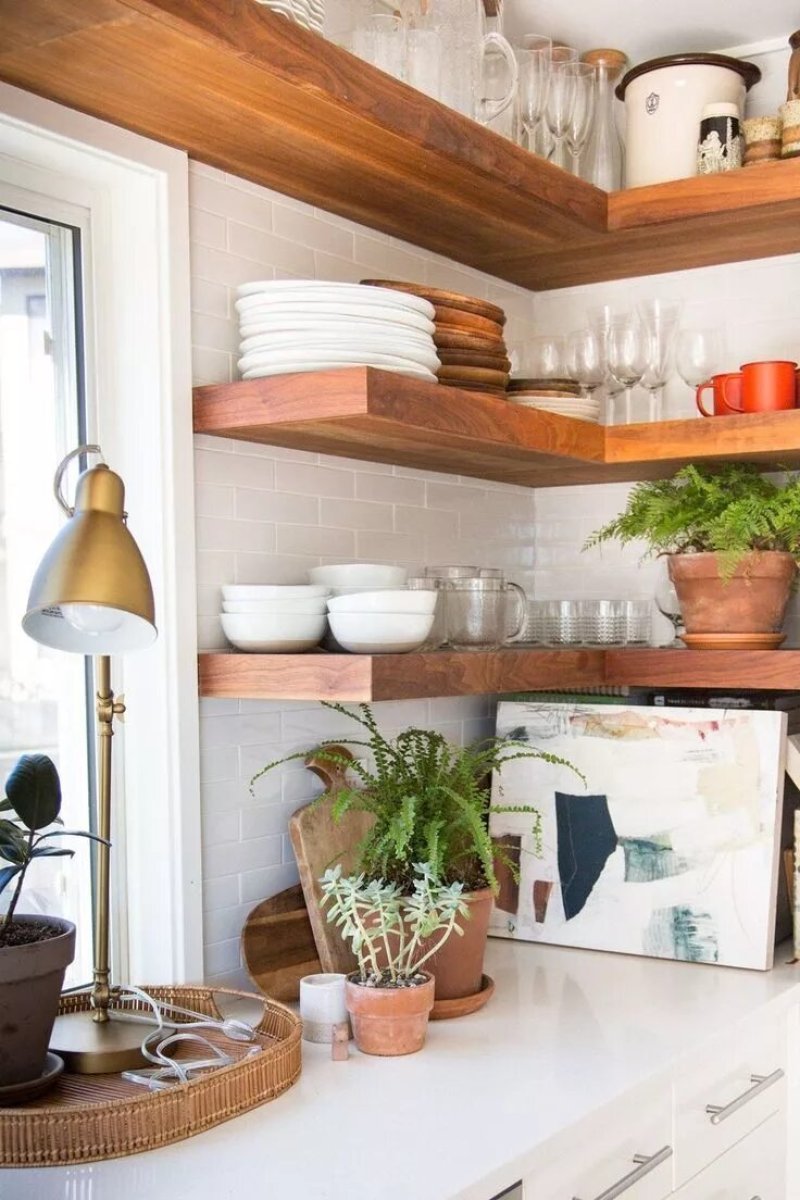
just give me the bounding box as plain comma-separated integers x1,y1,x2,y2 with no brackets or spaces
194,370,800,489
199,648,800,701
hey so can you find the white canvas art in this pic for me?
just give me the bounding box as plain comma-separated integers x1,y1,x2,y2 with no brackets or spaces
489,702,789,970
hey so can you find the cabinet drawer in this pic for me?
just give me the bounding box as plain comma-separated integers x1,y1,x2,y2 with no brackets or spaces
672,1111,786,1200
525,1090,672,1200
673,1017,787,1187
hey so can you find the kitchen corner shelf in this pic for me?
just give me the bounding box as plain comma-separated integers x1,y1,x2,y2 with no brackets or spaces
193,370,800,488
198,648,800,700
4,2,800,289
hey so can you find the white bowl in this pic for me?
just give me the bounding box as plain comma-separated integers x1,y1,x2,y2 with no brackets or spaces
309,564,407,588
327,590,437,615
327,612,434,654
222,598,328,614
221,584,329,600
220,612,327,653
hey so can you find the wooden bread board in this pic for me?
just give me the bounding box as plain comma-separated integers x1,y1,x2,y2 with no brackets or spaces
241,883,321,1001
289,746,375,974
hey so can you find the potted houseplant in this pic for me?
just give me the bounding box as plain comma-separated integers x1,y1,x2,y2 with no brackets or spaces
585,463,800,642
0,753,101,1093
319,861,467,1055
252,702,576,1002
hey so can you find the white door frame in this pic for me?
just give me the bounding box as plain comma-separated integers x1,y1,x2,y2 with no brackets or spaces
0,81,203,984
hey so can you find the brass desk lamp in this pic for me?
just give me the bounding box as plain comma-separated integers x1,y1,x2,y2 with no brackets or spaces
22,445,157,1073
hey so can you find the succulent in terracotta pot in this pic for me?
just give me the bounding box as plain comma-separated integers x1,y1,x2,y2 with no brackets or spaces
252,702,577,1002
585,464,800,639
319,862,467,1055
0,754,104,1091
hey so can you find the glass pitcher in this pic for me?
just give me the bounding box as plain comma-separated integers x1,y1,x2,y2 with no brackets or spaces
405,0,517,123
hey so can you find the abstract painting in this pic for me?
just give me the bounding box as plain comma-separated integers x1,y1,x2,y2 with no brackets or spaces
489,702,789,970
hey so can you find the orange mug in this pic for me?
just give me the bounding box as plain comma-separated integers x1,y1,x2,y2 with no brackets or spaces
696,373,742,417
722,360,798,413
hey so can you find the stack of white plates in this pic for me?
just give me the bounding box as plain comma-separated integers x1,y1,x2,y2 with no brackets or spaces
253,0,324,34
220,584,329,652
235,281,439,381
507,390,601,424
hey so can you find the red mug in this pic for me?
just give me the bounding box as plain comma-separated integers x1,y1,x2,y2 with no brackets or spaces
722,360,798,413
696,373,742,417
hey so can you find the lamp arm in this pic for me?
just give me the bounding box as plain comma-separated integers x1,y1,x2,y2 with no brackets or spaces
53,444,104,516
91,654,125,1023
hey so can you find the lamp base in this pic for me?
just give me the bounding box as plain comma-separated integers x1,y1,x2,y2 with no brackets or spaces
50,1010,148,1074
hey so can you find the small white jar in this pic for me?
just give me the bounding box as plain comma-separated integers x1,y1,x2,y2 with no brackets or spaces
299,973,349,1044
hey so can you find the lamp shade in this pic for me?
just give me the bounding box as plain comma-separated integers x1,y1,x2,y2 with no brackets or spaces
23,463,157,654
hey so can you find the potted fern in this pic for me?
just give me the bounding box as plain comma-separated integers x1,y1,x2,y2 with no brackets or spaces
320,862,467,1055
0,754,102,1096
585,463,800,645
252,702,574,1003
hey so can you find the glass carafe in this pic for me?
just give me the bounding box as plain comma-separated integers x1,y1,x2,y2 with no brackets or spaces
581,49,627,191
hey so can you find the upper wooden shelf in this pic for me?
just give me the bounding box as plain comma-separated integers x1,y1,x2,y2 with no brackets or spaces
198,647,800,700
4,1,800,290
193,369,800,488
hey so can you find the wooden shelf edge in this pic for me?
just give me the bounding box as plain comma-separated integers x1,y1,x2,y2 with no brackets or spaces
198,647,800,701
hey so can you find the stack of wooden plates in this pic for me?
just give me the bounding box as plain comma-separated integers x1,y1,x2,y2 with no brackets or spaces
361,280,510,396
506,377,600,423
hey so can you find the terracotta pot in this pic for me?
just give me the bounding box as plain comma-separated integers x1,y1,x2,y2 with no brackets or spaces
0,915,75,1086
422,888,493,1001
346,973,435,1056
668,551,797,634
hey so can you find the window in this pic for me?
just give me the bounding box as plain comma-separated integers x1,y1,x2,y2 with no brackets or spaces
0,207,93,987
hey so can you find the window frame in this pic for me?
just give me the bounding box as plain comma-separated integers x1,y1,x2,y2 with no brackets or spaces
0,81,202,984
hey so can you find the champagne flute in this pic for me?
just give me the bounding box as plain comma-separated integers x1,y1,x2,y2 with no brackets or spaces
516,41,551,153
564,62,596,175
544,48,579,169
607,315,649,424
639,299,682,422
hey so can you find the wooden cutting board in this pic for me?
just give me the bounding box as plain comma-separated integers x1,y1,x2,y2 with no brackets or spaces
360,278,506,325
241,883,321,1001
289,746,375,974
437,365,510,386
434,307,504,338
434,329,507,352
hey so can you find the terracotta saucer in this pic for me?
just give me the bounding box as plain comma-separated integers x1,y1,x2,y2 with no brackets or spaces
0,1052,64,1106
680,632,786,650
360,279,506,325
430,974,495,1020
434,330,507,352
435,308,505,338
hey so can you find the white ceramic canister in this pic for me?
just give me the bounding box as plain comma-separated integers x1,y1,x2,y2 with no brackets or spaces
616,53,760,188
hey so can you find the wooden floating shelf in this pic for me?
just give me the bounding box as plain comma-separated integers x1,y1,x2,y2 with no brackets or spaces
193,370,800,488
199,648,800,701
4,1,800,289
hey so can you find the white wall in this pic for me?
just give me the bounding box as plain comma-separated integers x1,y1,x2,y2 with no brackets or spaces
190,163,540,986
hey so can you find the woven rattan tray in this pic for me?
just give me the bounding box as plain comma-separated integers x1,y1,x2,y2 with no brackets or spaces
0,984,302,1167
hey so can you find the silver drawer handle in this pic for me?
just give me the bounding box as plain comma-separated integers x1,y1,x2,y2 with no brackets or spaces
705,1068,784,1125
573,1146,672,1200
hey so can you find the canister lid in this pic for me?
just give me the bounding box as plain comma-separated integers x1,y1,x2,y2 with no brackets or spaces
701,102,741,119
616,53,761,100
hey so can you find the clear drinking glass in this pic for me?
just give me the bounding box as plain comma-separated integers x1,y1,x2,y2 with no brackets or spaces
579,599,625,645
526,334,566,380
407,575,447,648
638,299,682,422
676,328,727,406
406,22,443,101
621,600,652,646
566,328,606,397
516,41,551,152
544,48,579,169
541,599,582,646
446,578,526,650
350,14,406,82
607,315,649,424
564,62,596,175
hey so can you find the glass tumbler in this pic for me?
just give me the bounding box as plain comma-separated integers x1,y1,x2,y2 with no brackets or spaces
407,575,446,649
446,578,526,650
579,599,624,645
622,600,652,646
541,600,582,646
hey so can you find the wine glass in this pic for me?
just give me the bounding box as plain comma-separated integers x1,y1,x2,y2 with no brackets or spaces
676,327,726,413
607,315,649,424
566,328,606,397
564,62,596,175
527,334,565,380
516,42,551,153
638,299,682,422
544,48,579,169
654,568,684,647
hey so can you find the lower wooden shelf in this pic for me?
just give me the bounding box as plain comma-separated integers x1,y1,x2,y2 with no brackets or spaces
198,647,800,701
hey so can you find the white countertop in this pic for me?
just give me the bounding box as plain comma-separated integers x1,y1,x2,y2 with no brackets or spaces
3,941,800,1200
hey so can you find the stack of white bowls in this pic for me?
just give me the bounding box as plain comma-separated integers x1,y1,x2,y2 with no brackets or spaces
253,0,323,34
235,281,440,381
220,585,329,652
310,564,436,653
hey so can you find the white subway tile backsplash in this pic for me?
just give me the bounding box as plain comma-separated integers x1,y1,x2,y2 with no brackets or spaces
191,172,274,229
192,346,231,386
227,221,316,276
240,863,300,905
196,516,276,555
190,207,227,250
274,460,355,498
235,487,319,525
273,202,354,257
323,496,394,531
195,449,275,489
275,524,355,558
191,276,230,319
355,472,425,505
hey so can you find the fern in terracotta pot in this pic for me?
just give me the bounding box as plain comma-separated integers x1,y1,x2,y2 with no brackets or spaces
585,464,800,642
252,702,577,1002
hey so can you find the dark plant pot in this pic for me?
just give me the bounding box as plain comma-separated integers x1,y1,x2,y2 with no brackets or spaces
346,972,434,1056
422,888,494,1001
668,551,797,634
0,915,75,1086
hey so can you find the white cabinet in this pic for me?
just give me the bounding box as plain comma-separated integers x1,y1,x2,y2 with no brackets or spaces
671,1112,786,1200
